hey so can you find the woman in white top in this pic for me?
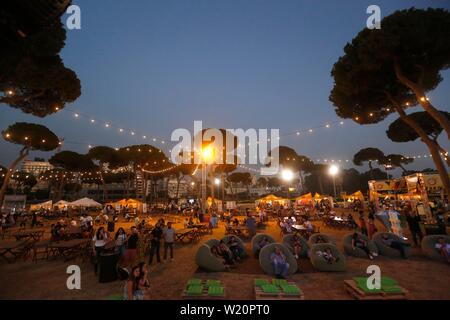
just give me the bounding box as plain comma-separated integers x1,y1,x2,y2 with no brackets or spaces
92,227,110,274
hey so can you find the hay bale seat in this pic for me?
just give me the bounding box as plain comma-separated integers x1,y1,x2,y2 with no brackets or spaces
221,235,247,258
308,233,336,247
421,235,450,262
373,232,412,259
251,233,276,256
309,243,346,272
195,239,226,272
282,234,309,258
259,243,298,276
343,233,378,259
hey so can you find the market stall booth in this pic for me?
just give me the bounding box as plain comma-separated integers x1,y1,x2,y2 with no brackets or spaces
30,200,53,211
69,197,102,208
255,194,289,206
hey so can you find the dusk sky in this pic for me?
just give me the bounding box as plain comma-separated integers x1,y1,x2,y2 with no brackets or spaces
1,0,449,175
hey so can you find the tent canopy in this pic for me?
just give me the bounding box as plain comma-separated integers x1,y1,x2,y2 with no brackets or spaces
30,200,52,211
260,194,282,201
296,193,312,200
69,197,102,208
256,194,289,204
54,200,69,206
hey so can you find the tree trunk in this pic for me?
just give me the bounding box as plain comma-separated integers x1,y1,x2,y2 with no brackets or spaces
318,174,324,195
394,62,450,140
0,147,29,206
98,168,107,202
368,161,374,180
393,103,450,195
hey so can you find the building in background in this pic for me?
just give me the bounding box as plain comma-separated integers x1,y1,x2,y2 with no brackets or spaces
21,160,53,177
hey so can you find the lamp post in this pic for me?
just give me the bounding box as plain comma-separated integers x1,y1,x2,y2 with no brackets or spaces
281,169,294,207
328,165,339,198
201,146,214,213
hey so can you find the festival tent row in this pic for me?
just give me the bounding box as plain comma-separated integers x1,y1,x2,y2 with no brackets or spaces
105,198,144,211
255,194,290,206
30,198,102,211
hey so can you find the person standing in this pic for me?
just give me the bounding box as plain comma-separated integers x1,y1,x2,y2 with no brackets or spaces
124,226,139,266
163,222,175,261
358,211,368,236
149,220,163,265
245,215,256,237
405,206,423,246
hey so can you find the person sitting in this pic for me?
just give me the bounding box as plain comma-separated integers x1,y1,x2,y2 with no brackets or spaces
291,235,305,259
381,234,411,259
317,248,339,264
314,235,327,244
255,237,271,257
351,232,377,260
138,262,150,289
347,213,357,229
124,266,145,300
218,240,235,265
303,219,313,232
233,218,240,227
435,237,450,264
227,236,244,261
211,245,232,270
270,246,289,279
183,218,189,228
187,217,195,228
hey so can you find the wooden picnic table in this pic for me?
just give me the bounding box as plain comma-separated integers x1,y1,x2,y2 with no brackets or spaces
226,225,249,238
0,240,27,263
48,239,90,261
175,228,197,243
12,229,45,242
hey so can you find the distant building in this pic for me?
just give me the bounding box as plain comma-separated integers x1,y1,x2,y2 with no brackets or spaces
21,160,53,177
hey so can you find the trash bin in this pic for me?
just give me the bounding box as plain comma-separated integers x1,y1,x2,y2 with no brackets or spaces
98,251,120,283
107,221,115,232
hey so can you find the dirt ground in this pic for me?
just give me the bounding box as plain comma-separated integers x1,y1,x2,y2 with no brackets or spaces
1,210,449,300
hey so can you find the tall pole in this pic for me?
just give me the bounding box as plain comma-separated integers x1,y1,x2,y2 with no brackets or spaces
201,163,207,213
332,176,337,198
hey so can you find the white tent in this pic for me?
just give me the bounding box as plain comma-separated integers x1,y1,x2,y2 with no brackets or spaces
30,200,53,211
54,200,69,206
53,200,69,209
69,197,102,208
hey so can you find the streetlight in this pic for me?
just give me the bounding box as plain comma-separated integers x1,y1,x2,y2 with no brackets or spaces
328,165,339,198
200,145,215,213
281,169,294,207
214,178,221,186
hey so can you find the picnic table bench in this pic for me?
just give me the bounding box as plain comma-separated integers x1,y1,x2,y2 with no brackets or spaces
12,229,45,242
48,239,90,262
225,225,249,238
0,240,27,263
175,229,198,243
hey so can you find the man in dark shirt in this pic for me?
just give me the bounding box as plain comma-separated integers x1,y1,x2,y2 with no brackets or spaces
149,220,163,264
405,208,423,246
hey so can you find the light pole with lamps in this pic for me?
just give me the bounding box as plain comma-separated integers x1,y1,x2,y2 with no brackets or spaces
281,169,294,207
328,165,339,198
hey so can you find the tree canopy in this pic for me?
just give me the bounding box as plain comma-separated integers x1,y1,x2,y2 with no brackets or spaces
0,2,81,117
387,111,450,142
2,122,60,151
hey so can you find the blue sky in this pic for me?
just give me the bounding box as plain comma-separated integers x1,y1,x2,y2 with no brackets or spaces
1,0,449,175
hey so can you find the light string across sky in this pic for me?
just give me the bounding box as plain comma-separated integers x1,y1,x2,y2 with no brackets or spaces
53,107,442,171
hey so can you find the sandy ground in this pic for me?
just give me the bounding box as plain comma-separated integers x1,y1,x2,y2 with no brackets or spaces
0,210,449,300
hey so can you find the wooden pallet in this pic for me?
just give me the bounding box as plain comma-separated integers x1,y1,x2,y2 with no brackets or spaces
182,281,226,300
344,280,409,300
254,282,304,300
